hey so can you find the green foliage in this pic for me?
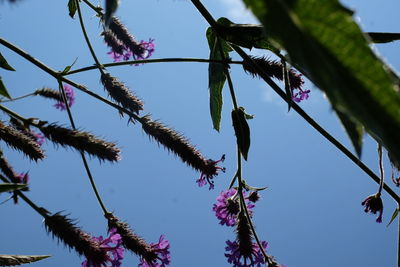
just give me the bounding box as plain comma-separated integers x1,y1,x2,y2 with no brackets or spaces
0,183,27,193
242,0,400,162
231,107,251,160
0,52,15,71
206,25,232,131
387,207,399,227
67,0,77,18
0,77,11,99
0,255,50,266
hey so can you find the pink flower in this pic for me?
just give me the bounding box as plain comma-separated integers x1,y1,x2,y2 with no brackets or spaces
54,84,75,111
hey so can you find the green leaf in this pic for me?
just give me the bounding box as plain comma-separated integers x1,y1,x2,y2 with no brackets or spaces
0,77,11,99
105,0,119,26
232,107,251,160
67,0,77,18
336,109,364,157
0,53,15,71
206,26,232,131
61,58,78,75
0,183,27,193
367,32,400,43
242,0,400,164
387,207,399,227
282,59,293,111
0,255,50,266
215,17,281,54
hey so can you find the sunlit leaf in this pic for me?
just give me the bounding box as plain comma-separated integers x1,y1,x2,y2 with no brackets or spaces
67,0,77,18
0,52,15,71
0,255,50,266
0,183,27,193
242,0,400,163
387,207,399,227
206,26,232,131
0,77,11,99
232,107,251,160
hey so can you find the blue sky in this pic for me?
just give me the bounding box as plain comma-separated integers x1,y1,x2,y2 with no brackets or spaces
0,0,400,266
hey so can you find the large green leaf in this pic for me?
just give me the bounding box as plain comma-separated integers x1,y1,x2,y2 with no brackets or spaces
0,183,27,193
242,0,400,162
0,255,50,266
214,17,280,54
231,107,251,160
206,24,232,131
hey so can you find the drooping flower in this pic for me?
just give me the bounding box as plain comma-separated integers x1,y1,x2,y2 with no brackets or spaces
53,84,75,111
196,154,226,190
213,188,255,226
225,239,268,267
361,193,383,223
81,228,124,267
139,235,171,267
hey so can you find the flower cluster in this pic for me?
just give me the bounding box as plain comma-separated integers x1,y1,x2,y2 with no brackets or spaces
53,84,75,111
103,17,155,63
81,228,124,267
225,239,268,267
139,235,171,267
213,188,255,226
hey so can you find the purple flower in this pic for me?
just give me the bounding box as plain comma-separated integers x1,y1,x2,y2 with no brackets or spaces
361,193,383,223
196,155,226,190
31,131,45,146
139,235,171,267
225,239,268,267
81,228,124,267
15,172,29,184
54,84,75,111
106,39,155,63
292,89,310,103
213,189,255,227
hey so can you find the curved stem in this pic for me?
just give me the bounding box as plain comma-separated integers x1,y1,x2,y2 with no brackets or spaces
76,0,104,75
81,0,102,16
378,144,384,194
65,58,243,76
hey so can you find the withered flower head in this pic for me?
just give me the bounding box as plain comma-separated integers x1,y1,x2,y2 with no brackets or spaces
44,213,108,266
106,214,170,266
141,116,225,188
0,121,44,161
361,193,383,223
39,123,120,162
101,72,144,114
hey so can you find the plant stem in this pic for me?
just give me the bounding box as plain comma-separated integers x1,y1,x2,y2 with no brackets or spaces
81,0,102,16
0,92,36,103
65,58,243,76
76,0,104,75
378,144,384,194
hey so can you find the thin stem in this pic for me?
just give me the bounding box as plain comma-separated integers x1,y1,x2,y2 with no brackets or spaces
65,58,243,76
0,104,28,123
398,204,400,267
378,144,384,194
0,174,49,218
217,37,239,110
76,0,104,74
0,92,36,103
81,0,102,16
